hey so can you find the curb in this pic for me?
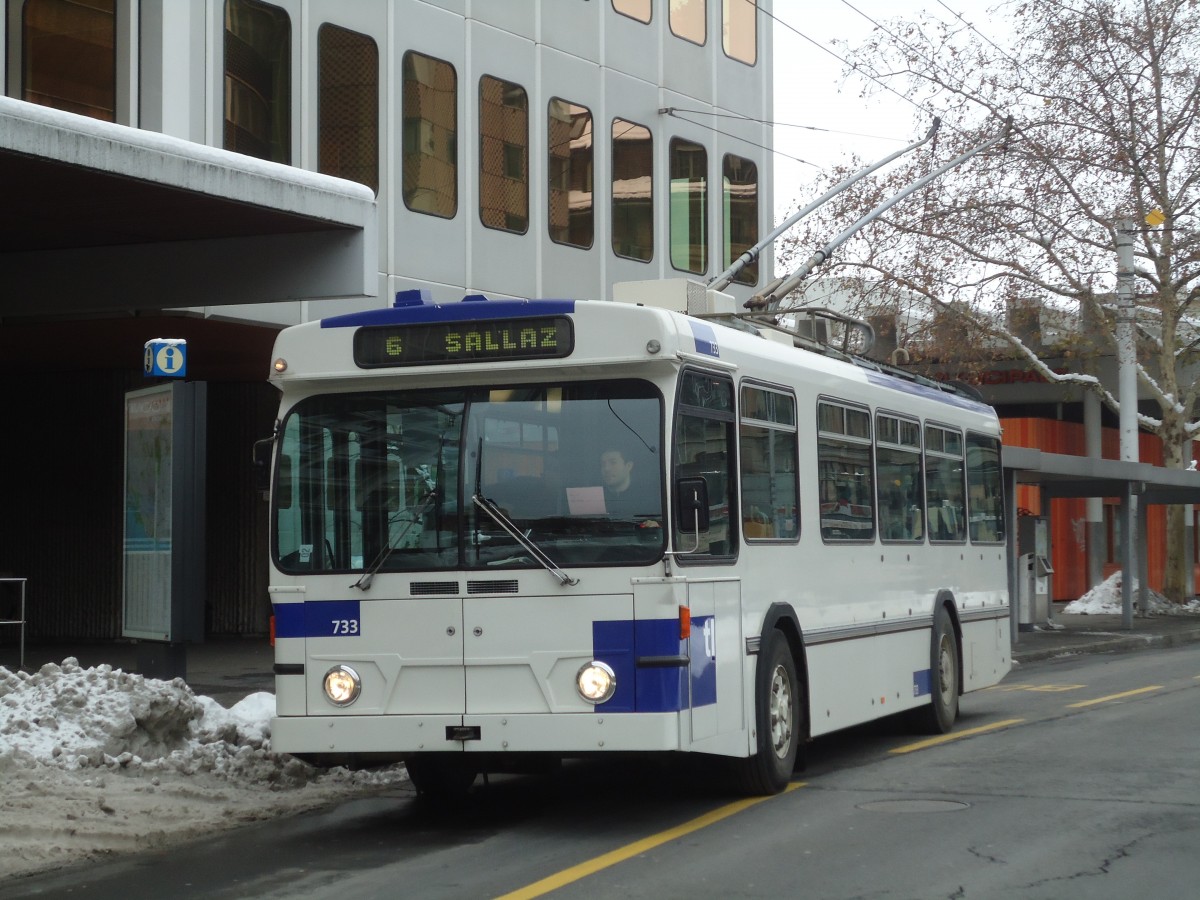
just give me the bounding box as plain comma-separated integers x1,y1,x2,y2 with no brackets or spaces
1011,626,1200,664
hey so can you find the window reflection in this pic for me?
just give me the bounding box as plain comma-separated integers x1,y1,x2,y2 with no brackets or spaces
548,99,594,248
23,0,116,122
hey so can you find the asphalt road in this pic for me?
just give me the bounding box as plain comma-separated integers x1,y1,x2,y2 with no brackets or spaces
9,644,1200,900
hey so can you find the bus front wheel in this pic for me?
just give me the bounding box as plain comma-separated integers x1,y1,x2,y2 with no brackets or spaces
733,629,801,795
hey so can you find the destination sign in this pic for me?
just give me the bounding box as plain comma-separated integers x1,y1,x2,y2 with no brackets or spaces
353,316,574,367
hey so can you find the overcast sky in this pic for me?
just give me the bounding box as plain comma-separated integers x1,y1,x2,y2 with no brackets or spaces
770,0,1002,216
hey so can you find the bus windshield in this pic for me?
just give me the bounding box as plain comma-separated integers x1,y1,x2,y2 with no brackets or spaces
274,379,664,574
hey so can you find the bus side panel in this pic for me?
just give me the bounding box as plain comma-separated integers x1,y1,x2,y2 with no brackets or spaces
805,626,931,737
961,614,1011,691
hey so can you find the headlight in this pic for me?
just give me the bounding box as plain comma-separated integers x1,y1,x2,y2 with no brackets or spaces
323,665,361,706
576,661,617,704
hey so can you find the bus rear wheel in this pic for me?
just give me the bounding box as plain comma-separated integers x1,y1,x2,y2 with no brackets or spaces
733,629,801,795
914,605,960,734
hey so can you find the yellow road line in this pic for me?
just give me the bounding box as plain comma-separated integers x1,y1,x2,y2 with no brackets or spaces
889,719,1025,755
493,781,807,900
1067,685,1163,708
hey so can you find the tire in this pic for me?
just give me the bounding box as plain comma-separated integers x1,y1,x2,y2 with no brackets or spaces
404,755,478,798
914,604,960,734
733,629,802,795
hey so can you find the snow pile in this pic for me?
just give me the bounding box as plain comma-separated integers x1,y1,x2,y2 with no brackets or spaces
1063,571,1200,615
0,659,408,883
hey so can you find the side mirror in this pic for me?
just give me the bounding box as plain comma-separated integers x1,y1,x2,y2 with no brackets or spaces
252,435,274,494
675,476,710,534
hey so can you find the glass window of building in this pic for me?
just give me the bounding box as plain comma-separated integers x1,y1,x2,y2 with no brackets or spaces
723,0,757,64
402,51,458,217
317,24,378,193
612,118,653,262
722,154,758,284
224,0,291,164
670,138,708,274
21,0,115,121
548,98,594,248
480,75,529,234
612,0,651,23
670,0,706,44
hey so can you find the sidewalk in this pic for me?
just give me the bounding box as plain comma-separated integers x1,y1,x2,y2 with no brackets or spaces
5,607,1200,705
1010,605,1200,664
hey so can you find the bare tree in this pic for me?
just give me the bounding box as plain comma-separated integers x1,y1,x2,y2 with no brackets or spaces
777,0,1200,601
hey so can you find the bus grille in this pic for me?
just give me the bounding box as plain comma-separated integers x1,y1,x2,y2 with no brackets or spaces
409,581,459,595
467,579,519,594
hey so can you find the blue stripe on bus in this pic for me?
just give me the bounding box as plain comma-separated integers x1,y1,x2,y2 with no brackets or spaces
593,617,717,713
273,600,362,639
320,299,577,328
912,668,933,697
689,321,720,357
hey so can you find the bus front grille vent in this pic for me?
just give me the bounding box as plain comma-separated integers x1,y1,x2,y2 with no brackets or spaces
410,581,460,596
467,579,519,594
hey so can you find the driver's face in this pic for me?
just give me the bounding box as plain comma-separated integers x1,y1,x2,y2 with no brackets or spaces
600,451,633,492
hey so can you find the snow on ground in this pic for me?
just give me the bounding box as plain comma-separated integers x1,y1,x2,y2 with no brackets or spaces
1063,571,1200,615
0,659,409,883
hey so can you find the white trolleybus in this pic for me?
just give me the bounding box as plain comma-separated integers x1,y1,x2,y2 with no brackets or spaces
266,284,1011,796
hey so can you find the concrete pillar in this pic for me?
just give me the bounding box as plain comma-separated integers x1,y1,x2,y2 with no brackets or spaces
1084,390,1105,589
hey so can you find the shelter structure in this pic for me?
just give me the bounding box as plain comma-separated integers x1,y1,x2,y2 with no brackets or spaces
1004,447,1200,636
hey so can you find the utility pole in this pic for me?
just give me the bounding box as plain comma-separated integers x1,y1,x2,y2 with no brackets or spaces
1115,217,1139,625
1116,218,1139,464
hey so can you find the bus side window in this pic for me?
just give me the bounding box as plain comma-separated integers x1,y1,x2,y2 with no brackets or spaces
673,371,736,560
740,384,799,541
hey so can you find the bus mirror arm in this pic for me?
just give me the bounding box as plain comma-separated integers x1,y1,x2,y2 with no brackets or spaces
669,477,710,556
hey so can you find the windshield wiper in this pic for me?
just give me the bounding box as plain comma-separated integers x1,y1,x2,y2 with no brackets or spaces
472,494,578,586
351,488,439,591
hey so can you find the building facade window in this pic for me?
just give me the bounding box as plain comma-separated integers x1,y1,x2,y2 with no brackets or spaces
402,51,457,217
479,75,528,234
722,0,757,64
317,24,378,193
670,0,706,45
548,98,593,248
722,153,758,284
612,118,652,262
224,0,291,164
21,0,115,121
612,0,651,23
670,137,707,274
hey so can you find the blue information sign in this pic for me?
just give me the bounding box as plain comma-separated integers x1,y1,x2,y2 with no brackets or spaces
144,339,188,378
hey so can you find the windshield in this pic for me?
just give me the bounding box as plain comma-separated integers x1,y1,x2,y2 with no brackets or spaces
274,379,664,574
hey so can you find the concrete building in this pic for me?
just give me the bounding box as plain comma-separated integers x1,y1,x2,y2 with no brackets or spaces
0,0,774,642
